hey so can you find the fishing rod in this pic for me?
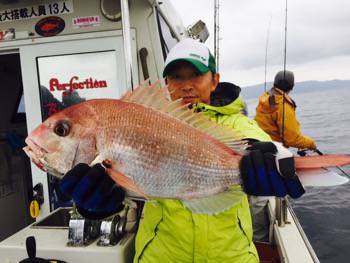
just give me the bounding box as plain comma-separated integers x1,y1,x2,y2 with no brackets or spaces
214,0,220,71
264,16,272,92
281,0,288,147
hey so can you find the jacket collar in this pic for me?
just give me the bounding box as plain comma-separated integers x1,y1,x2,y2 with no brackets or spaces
194,96,247,116
270,87,296,107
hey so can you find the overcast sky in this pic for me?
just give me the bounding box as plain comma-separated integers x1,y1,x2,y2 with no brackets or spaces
171,0,350,86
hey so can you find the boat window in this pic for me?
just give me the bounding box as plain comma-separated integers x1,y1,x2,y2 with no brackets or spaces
36,50,120,121
0,53,33,240
11,92,26,123
17,94,25,113
36,50,122,210
156,11,179,59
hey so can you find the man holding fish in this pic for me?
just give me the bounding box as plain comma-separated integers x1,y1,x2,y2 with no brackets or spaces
24,38,305,262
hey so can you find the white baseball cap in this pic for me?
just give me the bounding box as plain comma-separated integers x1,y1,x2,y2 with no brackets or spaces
162,38,216,77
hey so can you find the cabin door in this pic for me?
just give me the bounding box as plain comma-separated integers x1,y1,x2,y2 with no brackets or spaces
0,52,34,241
19,32,138,220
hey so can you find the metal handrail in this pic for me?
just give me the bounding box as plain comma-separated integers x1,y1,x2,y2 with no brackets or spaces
286,199,320,263
120,0,134,91
153,1,182,41
275,197,288,227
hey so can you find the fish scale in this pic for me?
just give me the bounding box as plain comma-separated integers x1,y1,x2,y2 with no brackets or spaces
88,100,242,199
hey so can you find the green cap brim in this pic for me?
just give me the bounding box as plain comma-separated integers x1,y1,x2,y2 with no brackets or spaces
163,58,210,77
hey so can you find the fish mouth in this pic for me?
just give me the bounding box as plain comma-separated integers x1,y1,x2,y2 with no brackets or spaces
23,137,49,172
23,146,46,171
25,137,49,156
23,138,67,178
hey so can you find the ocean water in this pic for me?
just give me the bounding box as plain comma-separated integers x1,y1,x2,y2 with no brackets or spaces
246,87,350,263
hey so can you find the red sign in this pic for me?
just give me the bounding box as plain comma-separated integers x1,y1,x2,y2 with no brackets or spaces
49,76,108,96
73,15,100,28
35,16,65,37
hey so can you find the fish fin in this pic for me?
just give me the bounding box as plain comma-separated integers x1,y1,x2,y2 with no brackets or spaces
106,167,147,198
90,156,147,198
120,81,244,152
124,195,157,204
122,80,170,108
182,188,244,214
90,154,106,166
120,79,150,101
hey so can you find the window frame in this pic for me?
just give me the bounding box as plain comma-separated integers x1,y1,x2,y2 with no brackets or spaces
155,9,180,60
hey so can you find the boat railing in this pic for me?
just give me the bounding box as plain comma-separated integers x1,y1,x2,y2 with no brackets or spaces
120,0,134,91
275,197,289,227
275,197,320,263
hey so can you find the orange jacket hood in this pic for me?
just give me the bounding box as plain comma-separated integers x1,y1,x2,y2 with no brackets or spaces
255,87,316,149
256,87,295,114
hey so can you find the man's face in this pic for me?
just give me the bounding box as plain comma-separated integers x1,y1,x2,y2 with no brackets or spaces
166,61,219,105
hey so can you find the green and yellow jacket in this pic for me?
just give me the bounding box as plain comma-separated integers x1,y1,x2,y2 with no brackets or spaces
134,95,270,263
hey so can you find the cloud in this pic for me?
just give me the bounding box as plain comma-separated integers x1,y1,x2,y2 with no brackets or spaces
171,0,350,84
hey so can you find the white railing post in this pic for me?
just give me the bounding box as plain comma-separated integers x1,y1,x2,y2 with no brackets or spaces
120,0,134,91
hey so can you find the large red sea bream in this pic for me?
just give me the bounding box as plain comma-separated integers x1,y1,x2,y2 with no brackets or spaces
23,83,245,214
23,82,350,213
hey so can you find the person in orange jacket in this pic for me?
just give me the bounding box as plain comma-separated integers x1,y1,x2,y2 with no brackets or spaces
255,70,317,150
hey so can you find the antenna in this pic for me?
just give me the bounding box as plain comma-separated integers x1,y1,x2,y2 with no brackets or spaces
264,16,272,92
214,0,220,71
281,0,288,146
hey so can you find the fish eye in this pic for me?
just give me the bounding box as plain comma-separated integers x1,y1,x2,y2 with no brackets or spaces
54,121,71,137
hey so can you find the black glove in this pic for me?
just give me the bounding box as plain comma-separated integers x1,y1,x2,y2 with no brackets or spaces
239,142,305,198
59,163,125,218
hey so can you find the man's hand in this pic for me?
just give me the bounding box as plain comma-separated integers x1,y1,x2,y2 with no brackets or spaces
59,163,125,218
239,142,305,198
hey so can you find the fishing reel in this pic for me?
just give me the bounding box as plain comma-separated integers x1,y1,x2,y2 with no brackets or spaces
297,148,323,156
97,212,127,246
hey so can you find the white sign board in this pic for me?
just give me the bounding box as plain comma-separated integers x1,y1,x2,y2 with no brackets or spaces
0,0,74,23
37,51,119,119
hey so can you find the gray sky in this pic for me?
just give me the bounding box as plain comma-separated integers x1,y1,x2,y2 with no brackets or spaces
171,0,350,86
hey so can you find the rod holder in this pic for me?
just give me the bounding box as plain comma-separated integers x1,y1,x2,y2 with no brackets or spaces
275,197,289,227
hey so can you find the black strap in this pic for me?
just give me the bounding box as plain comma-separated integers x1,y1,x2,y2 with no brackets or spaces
268,94,276,107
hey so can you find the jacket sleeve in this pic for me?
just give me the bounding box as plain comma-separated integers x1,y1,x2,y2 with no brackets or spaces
276,103,316,149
